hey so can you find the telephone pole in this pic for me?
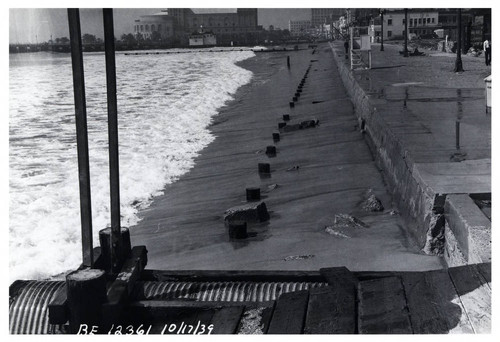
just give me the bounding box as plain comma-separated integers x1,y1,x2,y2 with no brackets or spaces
454,9,464,72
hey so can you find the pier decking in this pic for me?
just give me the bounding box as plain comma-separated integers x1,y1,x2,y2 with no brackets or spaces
9,263,491,334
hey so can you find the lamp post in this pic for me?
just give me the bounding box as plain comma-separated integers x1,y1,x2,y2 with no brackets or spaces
454,9,464,72
380,9,385,51
403,8,409,57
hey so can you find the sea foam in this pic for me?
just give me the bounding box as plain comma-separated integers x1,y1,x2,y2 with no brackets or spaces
9,49,255,282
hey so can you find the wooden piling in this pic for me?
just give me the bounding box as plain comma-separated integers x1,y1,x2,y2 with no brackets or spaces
228,221,248,239
66,268,106,333
98,227,132,273
246,187,261,201
272,132,280,142
283,114,290,121
258,163,271,174
266,145,277,157
287,56,290,68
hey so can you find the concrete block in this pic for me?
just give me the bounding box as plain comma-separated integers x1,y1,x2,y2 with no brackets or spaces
224,202,270,225
445,194,491,265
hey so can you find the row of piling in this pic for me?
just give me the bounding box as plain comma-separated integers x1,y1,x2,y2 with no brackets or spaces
228,52,317,239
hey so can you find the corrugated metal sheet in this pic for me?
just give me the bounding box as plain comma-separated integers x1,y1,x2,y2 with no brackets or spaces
9,280,328,334
9,281,65,334
138,281,328,302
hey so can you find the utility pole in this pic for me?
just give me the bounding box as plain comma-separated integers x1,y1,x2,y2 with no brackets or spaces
380,9,385,51
454,9,464,72
403,8,409,57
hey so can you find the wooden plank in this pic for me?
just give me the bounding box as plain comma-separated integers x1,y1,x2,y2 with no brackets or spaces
320,266,358,288
401,269,474,334
128,300,269,310
142,269,324,283
141,269,403,283
358,276,412,334
102,246,148,327
448,264,491,333
48,286,68,325
237,301,275,334
267,290,309,334
304,286,356,334
210,306,245,334
476,262,491,285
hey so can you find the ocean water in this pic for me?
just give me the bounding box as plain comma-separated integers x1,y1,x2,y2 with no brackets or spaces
9,48,255,283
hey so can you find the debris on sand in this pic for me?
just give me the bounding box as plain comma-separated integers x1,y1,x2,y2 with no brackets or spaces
284,254,315,261
450,152,467,162
332,213,368,229
362,189,384,212
238,308,265,334
224,202,270,225
324,227,351,238
266,183,279,192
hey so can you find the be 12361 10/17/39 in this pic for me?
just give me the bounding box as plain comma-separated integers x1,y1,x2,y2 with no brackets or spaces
77,322,215,335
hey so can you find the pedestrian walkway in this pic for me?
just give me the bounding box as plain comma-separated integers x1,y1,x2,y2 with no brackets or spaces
330,41,491,266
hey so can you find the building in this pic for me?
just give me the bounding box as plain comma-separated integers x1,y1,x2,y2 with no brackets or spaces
189,32,216,46
133,11,175,41
438,9,490,48
289,20,312,37
133,8,260,46
311,8,344,28
382,9,439,40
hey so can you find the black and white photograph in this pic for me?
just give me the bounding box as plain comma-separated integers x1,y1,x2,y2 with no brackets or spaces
6,1,495,336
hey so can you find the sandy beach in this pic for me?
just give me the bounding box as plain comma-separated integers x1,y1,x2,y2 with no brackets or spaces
129,43,444,272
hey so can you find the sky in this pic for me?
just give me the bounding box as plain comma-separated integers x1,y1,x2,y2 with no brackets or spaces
9,8,312,44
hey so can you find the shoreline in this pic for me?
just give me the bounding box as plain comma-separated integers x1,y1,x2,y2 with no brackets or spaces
128,43,444,273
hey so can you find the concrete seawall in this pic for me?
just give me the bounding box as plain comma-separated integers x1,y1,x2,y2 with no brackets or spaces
329,42,491,265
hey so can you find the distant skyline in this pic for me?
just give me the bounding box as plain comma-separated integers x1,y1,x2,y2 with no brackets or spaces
9,8,313,44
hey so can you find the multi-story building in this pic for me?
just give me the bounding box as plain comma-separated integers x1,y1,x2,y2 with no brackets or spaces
289,20,312,36
311,8,344,27
133,8,260,46
439,9,491,49
133,11,175,41
383,9,439,40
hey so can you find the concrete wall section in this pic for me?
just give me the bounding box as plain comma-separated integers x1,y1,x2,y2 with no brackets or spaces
329,43,438,251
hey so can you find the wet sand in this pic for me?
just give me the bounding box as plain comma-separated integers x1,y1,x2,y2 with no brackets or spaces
129,43,444,272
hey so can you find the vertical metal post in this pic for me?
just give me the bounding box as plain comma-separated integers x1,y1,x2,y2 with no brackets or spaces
103,8,122,273
454,9,464,72
67,8,93,267
380,10,384,51
456,121,460,150
350,27,354,70
403,9,409,57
